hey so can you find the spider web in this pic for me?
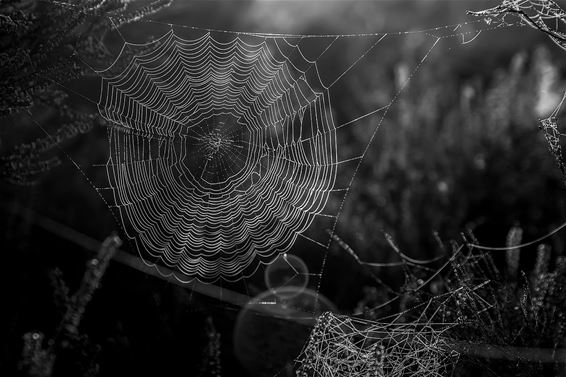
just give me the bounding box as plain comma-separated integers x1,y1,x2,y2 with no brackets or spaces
469,0,566,50
295,312,455,377
85,17,517,285
97,30,338,282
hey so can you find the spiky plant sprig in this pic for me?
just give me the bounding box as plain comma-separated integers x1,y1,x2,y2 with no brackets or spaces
0,0,171,185
19,233,121,377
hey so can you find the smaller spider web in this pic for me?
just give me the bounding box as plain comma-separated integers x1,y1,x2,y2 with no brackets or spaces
293,240,503,377
294,305,457,377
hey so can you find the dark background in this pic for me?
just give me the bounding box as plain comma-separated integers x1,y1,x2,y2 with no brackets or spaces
2,1,566,376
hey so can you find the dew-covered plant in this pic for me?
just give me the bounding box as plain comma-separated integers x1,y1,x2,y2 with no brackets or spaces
0,0,171,185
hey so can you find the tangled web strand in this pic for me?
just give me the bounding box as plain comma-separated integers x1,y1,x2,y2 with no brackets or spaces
295,312,454,377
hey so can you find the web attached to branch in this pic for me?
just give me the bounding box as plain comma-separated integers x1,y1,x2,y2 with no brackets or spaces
90,18,518,284
471,1,566,183
469,0,566,50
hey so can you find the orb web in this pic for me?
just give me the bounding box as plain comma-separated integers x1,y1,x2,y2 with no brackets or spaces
87,15,511,284
97,30,338,282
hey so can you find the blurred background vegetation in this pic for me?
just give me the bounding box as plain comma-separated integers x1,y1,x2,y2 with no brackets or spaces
2,0,566,376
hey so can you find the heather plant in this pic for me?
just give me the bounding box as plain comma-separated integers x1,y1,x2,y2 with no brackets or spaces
0,0,171,185
440,232,566,376
325,226,566,376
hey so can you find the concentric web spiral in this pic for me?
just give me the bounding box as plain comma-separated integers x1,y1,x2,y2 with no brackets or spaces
98,30,337,282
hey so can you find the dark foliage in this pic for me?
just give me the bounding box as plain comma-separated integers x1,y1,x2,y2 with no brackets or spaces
0,0,171,184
